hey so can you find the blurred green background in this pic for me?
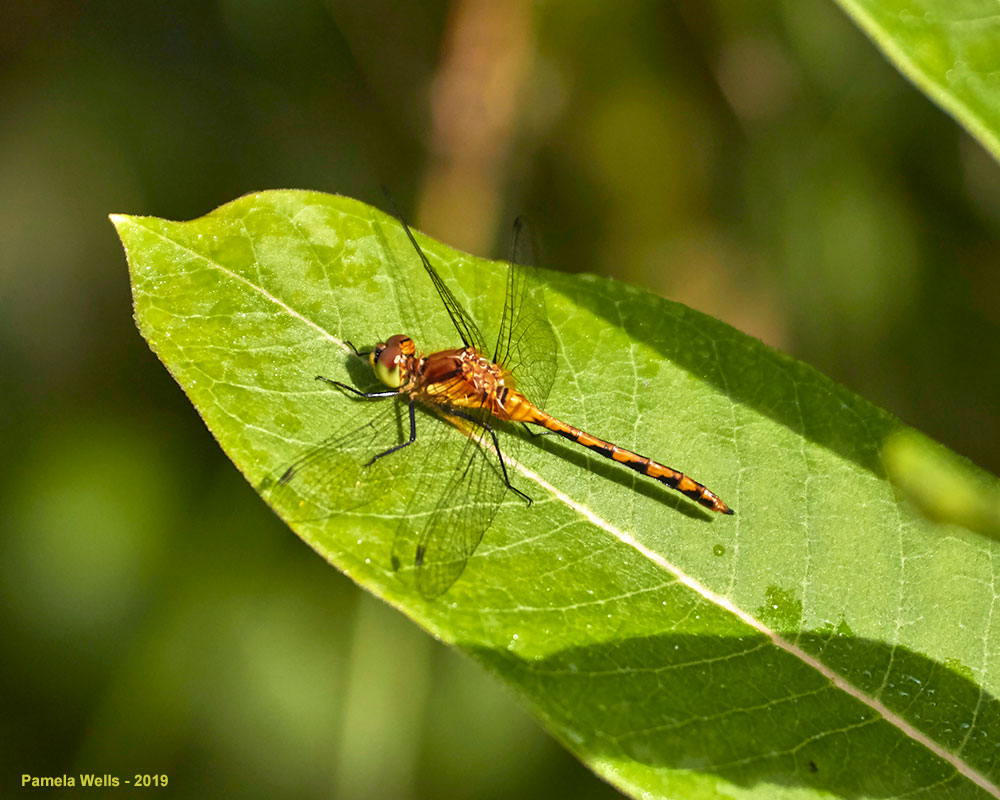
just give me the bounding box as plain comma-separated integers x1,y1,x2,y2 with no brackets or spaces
2,1,997,797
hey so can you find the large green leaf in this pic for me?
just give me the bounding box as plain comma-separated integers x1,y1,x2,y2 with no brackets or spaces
836,0,1000,161
114,191,1000,799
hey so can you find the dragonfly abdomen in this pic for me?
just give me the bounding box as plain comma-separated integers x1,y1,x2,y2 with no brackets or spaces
512,400,733,515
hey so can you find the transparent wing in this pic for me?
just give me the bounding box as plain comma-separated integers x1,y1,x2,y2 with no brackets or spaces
392,208,488,353
380,369,518,598
399,409,511,599
262,398,417,522
265,387,514,598
493,218,558,410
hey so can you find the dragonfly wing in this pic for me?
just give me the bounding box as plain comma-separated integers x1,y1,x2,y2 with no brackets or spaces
493,218,558,409
391,209,488,353
262,398,417,522
395,410,510,599
268,392,505,598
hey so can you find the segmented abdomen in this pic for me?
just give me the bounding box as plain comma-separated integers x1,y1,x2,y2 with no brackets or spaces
504,393,733,515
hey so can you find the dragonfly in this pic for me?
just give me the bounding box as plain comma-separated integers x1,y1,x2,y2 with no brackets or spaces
266,210,733,598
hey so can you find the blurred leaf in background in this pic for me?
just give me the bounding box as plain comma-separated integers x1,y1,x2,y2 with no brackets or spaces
1,0,998,798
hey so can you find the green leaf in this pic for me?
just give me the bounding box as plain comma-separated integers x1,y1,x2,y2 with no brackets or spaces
836,0,1000,161
114,191,1000,799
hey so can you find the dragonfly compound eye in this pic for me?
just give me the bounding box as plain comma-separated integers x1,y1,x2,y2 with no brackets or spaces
373,341,404,388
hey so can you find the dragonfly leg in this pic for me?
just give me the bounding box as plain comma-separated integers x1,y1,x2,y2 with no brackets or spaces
451,410,533,507
344,340,372,358
366,400,417,466
520,422,554,439
316,375,398,399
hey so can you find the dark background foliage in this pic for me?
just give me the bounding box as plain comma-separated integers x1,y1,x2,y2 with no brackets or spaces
1,1,996,797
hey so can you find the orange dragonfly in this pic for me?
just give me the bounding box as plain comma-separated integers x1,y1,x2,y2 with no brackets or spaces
267,211,732,597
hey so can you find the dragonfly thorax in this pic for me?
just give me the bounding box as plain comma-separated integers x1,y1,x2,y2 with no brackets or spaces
409,346,521,419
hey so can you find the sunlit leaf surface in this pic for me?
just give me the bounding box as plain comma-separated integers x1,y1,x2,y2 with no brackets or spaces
115,191,1000,799
837,0,1000,161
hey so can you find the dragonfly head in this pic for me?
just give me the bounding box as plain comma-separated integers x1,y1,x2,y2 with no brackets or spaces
371,334,415,388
